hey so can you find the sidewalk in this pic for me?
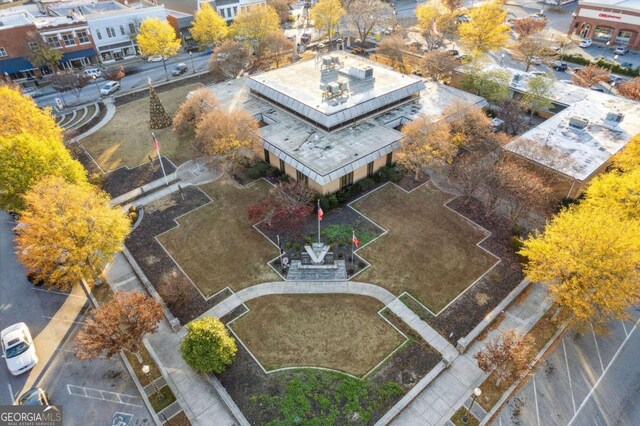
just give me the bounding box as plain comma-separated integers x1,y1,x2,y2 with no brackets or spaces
391,282,552,426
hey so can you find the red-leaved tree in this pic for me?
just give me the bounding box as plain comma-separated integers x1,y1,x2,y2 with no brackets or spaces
248,181,316,228
475,329,534,386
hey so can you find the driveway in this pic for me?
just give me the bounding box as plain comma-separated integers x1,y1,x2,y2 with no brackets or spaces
0,212,152,425
492,308,640,426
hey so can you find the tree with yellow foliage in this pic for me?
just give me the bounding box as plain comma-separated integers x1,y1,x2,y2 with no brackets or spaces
191,3,228,49
614,135,640,172
230,5,281,46
415,3,442,32
16,176,130,290
136,18,181,80
397,119,454,180
584,168,640,221
457,1,509,55
0,85,62,143
309,0,345,42
520,203,640,325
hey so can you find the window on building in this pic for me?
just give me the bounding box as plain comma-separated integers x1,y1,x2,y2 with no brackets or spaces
61,33,76,46
593,27,613,41
96,29,102,40
386,152,393,166
233,6,238,15
264,149,270,164
128,23,136,34
28,41,39,50
227,7,232,17
219,8,225,18
367,161,374,177
340,172,354,189
46,36,61,48
279,159,285,173
296,170,308,184
106,27,116,38
0,47,7,57
76,31,90,43
119,25,126,36
616,30,634,44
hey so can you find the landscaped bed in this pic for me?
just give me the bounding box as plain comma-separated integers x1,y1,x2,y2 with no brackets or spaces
352,183,499,314
101,157,177,199
80,83,201,171
219,297,441,425
229,294,406,377
157,176,279,298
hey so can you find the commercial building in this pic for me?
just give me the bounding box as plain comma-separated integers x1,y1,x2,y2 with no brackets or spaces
568,0,640,48
162,0,266,22
201,53,486,194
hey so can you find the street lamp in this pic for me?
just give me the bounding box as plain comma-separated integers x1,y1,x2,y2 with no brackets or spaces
609,80,616,94
189,51,195,74
500,53,505,66
462,387,482,424
142,364,164,400
92,75,101,98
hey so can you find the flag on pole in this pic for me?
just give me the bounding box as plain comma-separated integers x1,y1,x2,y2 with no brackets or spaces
317,201,323,221
352,231,359,248
152,132,159,152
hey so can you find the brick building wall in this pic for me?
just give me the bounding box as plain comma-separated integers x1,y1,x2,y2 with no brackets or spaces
568,2,640,49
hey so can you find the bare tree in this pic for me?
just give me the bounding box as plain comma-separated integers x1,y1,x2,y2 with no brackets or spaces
512,36,552,72
495,98,528,136
445,102,503,152
258,32,294,69
50,71,91,104
75,291,162,360
571,64,609,88
376,36,406,72
398,119,454,180
173,88,218,140
513,17,546,38
209,41,253,79
449,152,490,200
102,65,125,82
442,0,463,11
421,50,458,82
474,329,534,386
617,77,640,101
346,0,393,44
248,181,316,228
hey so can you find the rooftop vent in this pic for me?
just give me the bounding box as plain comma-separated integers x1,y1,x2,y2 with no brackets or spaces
512,74,523,83
605,111,624,124
349,65,374,80
569,116,589,130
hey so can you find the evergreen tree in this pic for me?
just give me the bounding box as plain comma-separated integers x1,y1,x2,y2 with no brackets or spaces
149,84,172,129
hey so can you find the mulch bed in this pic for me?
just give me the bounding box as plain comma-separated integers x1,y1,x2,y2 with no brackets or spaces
401,196,524,346
67,142,102,175
394,173,430,192
125,187,232,324
102,157,177,198
217,306,441,425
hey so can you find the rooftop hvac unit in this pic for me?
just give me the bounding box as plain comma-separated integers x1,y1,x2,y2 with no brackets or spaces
328,82,340,94
322,56,333,67
349,65,374,80
512,74,523,83
331,55,340,65
606,112,624,123
569,116,589,130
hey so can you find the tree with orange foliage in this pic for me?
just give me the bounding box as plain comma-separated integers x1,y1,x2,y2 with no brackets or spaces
617,77,640,101
398,119,454,180
571,64,608,88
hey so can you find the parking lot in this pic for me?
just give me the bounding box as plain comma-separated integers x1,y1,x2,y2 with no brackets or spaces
492,308,640,426
0,212,152,425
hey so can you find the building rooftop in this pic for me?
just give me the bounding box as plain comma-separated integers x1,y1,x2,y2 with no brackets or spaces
0,10,35,28
247,54,426,130
579,0,640,12
202,57,486,185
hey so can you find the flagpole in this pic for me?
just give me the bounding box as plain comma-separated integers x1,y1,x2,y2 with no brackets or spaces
277,234,283,265
351,230,354,265
317,199,321,244
153,132,169,186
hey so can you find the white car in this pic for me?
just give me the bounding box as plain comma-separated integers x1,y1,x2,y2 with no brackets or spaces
579,38,593,48
100,81,120,96
1,323,38,376
147,55,168,62
82,68,102,78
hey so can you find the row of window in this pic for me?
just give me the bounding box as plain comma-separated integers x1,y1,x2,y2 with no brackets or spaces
95,23,136,41
43,30,90,49
592,27,635,44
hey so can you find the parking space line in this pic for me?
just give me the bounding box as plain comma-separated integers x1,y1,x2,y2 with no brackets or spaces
42,316,86,326
562,338,577,414
31,287,85,299
533,374,540,426
589,323,605,372
7,384,14,403
621,320,629,337
568,318,640,425
66,384,142,408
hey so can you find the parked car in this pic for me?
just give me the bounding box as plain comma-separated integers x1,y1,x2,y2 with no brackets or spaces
171,63,188,76
530,56,543,65
1,323,38,376
579,38,593,48
455,14,471,23
147,55,168,62
300,33,311,43
614,45,629,55
17,388,50,406
382,27,393,35
609,75,623,84
553,61,568,71
100,80,120,96
448,49,459,57
621,62,634,69
82,68,102,78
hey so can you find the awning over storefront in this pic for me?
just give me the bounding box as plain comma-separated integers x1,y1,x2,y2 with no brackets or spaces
0,57,35,75
60,48,97,62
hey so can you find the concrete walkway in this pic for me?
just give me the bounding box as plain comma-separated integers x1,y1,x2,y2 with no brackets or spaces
391,283,553,426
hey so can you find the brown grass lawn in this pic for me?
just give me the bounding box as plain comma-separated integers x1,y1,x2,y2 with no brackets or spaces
81,84,200,171
353,183,498,314
230,294,406,377
157,176,279,298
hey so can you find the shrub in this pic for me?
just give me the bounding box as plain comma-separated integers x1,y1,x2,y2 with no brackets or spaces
278,174,290,183
327,237,334,244
247,162,270,179
358,261,366,268
285,241,292,249
347,267,355,275
293,242,301,251
359,178,375,191
337,239,344,247
561,53,590,66
304,236,312,244
180,317,237,373
592,58,640,77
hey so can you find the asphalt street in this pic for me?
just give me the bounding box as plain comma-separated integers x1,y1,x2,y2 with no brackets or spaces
0,212,152,425
492,308,640,426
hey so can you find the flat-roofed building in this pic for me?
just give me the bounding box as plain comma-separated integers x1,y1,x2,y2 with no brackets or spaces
568,0,640,48
201,53,487,194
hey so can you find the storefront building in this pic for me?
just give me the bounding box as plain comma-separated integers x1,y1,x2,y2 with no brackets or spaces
568,0,640,48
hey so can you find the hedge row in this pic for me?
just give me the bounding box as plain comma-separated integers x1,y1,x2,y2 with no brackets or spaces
560,53,640,77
